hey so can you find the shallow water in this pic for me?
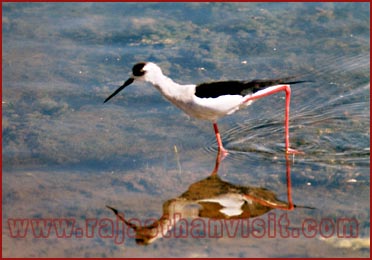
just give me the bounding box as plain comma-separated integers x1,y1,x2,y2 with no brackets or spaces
2,2,370,257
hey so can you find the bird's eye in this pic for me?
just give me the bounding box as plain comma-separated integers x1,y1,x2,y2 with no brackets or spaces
132,62,147,77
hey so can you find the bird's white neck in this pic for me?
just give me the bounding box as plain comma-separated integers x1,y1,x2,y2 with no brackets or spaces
146,72,195,103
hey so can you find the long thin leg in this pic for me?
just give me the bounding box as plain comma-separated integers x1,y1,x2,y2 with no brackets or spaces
242,84,302,155
213,123,229,157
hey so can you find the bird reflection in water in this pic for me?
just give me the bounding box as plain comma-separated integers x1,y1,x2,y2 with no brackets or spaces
107,152,312,245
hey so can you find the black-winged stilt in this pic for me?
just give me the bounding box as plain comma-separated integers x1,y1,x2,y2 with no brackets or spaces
104,62,305,156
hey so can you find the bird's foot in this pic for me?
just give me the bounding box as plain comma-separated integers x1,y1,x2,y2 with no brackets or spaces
218,147,229,161
286,147,305,155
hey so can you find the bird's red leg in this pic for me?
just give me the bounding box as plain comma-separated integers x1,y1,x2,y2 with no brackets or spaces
242,85,303,155
213,123,229,158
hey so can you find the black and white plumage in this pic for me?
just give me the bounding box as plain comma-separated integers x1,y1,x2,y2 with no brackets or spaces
104,62,304,155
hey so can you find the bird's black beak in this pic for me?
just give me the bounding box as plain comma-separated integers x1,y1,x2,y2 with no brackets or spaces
104,77,134,103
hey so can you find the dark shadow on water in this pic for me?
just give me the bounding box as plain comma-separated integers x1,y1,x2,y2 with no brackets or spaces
106,151,314,245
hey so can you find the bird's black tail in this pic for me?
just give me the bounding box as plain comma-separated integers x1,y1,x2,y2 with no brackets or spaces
195,77,311,98
247,77,311,93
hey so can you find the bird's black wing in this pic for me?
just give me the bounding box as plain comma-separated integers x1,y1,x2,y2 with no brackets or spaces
195,77,307,98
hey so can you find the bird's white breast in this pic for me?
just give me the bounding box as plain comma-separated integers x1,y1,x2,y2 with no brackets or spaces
190,94,252,121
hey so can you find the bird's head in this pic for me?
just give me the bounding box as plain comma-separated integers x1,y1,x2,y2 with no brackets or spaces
104,62,162,103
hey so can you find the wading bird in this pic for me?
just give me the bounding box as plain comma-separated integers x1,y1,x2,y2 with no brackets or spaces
104,62,305,156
